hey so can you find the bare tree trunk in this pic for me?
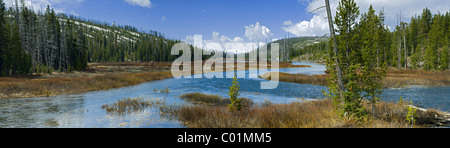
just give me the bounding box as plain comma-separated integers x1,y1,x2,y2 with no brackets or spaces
403,24,407,69
398,33,401,69
397,10,401,69
60,21,65,70
325,0,345,101
41,14,49,71
287,33,290,62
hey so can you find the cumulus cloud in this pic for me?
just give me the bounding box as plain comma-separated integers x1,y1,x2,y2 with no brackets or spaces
186,22,273,53
186,31,267,54
282,15,328,37
286,0,450,36
124,0,152,8
208,31,252,53
245,22,273,42
282,0,336,37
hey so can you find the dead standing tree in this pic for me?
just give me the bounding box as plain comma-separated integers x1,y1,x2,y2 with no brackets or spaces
325,0,345,101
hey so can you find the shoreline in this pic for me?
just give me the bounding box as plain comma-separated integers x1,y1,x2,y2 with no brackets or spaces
3,61,449,100
260,67,450,89
0,61,309,100
157,93,450,128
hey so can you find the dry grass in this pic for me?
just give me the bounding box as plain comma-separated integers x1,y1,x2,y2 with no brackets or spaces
383,68,450,88
160,100,349,128
102,97,164,114
261,72,329,86
159,94,448,128
0,70,173,99
0,62,175,99
261,68,450,89
179,92,254,107
0,61,308,100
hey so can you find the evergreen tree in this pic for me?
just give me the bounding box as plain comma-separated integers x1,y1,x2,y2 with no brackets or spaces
0,0,5,75
77,26,87,70
326,0,366,118
440,47,449,70
408,16,419,54
2,20,31,75
66,19,77,71
359,5,386,114
334,0,360,66
418,8,432,45
424,14,442,71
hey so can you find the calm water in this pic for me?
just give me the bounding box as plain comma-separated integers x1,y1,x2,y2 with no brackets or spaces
0,62,448,128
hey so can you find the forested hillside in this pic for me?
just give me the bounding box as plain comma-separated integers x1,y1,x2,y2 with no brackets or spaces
341,7,450,71
0,0,448,77
0,0,180,76
272,36,329,61
279,7,449,71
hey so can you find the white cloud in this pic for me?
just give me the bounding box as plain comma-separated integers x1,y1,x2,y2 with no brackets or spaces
282,0,336,37
161,16,166,22
283,20,293,26
208,31,251,53
286,0,450,36
124,0,152,8
282,15,328,37
186,22,273,53
186,31,264,54
244,22,273,42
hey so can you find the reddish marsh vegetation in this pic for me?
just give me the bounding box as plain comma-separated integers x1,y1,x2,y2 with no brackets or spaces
159,93,449,128
261,68,450,89
0,62,173,99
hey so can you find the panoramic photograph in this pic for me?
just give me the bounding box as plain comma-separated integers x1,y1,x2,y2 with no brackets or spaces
0,0,449,130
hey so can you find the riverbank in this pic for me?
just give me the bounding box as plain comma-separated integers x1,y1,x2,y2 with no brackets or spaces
0,62,174,100
155,93,449,128
260,68,450,89
0,61,308,100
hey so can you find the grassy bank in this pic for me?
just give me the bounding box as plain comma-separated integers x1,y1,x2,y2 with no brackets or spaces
0,70,173,99
261,72,329,86
0,61,309,100
383,68,450,88
158,93,448,128
261,68,450,89
0,62,174,99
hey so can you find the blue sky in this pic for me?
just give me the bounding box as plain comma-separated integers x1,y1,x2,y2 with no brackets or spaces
71,0,312,41
6,0,450,44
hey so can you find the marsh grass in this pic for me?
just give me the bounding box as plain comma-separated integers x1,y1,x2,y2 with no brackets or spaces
179,92,253,107
160,99,344,128
97,93,447,128
0,61,310,100
160,87,170,93
153,87,170,93
158,94,447,128
102,98,164,115
261,68,450,89
261,72,329,86
0,71,173,99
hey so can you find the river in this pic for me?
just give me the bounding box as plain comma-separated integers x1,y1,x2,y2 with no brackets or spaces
0,62,448,128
